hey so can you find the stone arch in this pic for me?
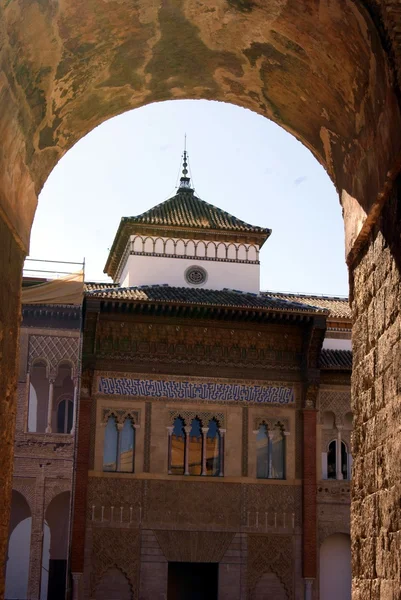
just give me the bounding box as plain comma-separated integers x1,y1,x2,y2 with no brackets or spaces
252,572,288,600
216,242,227,259
206,240,217,258
4,0,399,252
132,235,144,253
153,237,164,254
5,491,32,600
175,238,186,256
1,2,401,597
186,239,196,257
28,359,50,433
227,243,236,260
247,244,258,262
142,236,154,253
165,238,175,254
95,566,133,600
237,243,247,260
43,491,71,600
320,533,351,600
195,240,206,258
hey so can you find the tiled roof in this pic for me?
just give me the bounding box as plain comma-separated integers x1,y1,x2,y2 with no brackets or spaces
85,284,327,314
123,189,271,235
85,282,118,292
319,349,352,369
263,292,351,320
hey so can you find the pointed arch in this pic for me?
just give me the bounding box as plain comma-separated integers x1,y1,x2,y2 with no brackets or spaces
175,238,186,256
95,566,133,600
132,235,144,253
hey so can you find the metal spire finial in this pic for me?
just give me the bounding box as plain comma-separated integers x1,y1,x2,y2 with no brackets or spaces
179,134,192,190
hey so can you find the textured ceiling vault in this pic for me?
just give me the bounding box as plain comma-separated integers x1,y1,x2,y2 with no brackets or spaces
1,0,401,254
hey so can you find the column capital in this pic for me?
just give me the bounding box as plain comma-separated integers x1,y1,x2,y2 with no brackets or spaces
184,426,192,435
201,427,209,435
167,426,174,435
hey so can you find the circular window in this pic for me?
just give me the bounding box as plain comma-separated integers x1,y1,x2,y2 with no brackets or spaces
185,265,207,286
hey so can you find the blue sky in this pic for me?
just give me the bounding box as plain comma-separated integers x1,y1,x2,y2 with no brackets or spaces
28,100,348,296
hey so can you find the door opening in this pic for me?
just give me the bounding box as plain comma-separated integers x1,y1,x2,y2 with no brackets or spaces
167,562,218,600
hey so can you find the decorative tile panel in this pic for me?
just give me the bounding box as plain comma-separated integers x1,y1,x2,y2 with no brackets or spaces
98,376,295,405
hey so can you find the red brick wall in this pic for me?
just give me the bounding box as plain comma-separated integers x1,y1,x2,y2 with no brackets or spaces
71,397,91,572
302,408,317,578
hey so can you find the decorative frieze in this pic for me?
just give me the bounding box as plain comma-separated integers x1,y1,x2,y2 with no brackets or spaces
28,334,79,376
98,376,295,405
95,321,302,369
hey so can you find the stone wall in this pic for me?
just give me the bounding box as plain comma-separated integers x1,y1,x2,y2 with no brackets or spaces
351,181,401,599
0,213,24,598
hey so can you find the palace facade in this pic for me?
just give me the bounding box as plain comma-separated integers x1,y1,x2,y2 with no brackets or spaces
6,157,352,600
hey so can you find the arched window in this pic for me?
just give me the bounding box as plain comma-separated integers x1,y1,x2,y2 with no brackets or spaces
103,416,118,472
341,441,348,480
119,418,135,473
188,418,202,476
206,419,221,476
256,424,269,479
56,398,73,434
327,440,349,480
270,427,285,479
103,416,136,473
327,440,336,479
256,423,285,480
171,417,185,475
168,416,224,477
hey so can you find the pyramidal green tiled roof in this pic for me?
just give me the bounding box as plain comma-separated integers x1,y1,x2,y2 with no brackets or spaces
105,187,271,279
124,189,271,234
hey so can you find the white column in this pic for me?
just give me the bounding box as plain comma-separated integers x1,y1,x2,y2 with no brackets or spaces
184,426,191,475
72,572,82,600
45,377,55,433
116,422,123,471
219,429,226,477
25,371,31,432
304,577,314,600
336,426,343,480
71,376,78,435
201,427,209,475
167,426,173,474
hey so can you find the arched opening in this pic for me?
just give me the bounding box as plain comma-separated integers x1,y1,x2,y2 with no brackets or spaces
43,491,71,600
103,416,119,472
119,418,135,473
206,419,221,477
95,567,132,600
53,363,74,434
1,2,401,596
326,440,349,481
28,361,49,433
5,491,32,600
188,417,202,476
56,397,74,434
320,534,351,600
252,572,287,600
170,417,185,476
